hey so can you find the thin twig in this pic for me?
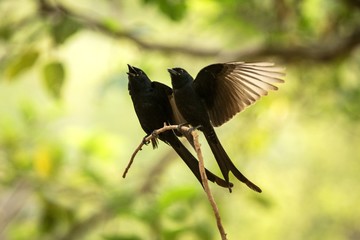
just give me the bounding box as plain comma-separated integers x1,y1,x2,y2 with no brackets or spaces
122,140,145,178
191,130,227,240
123,124,185,178
124,124,227,239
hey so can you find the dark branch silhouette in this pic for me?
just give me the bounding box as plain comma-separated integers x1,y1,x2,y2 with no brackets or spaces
38,0,360,63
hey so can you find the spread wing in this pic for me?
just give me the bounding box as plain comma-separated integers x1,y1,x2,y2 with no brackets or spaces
193,62,285,127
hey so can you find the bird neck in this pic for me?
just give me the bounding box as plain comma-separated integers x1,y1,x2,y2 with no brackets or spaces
171,75,193,90
128,78,152,94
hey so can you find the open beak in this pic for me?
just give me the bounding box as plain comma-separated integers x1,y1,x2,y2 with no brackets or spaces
127,64,136,76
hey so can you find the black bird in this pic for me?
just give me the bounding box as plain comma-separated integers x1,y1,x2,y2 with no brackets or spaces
168,62,285,192
127,64,233,189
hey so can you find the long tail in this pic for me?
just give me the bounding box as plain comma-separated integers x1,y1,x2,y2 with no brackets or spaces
204,128,262,193
165,133,233,189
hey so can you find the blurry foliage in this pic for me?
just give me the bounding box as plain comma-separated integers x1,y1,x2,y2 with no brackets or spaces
143,0,187,21
50,16,83,45
42,61,65,98
5,49,40,80
0,0,359,239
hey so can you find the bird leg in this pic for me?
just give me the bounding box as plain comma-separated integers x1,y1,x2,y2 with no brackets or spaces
142,134,159,149
151,130,158,138
187,125,202,135
176,122,189,132
142,135,151,146
149,131,160,149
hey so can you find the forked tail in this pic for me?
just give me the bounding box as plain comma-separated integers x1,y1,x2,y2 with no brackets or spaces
204,128,262,193
167,134,233,189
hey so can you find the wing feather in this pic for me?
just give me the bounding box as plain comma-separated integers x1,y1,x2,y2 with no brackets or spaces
194,62,285,127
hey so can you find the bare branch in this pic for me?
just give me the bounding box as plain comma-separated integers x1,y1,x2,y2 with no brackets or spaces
122,137,146,178
191,130,227,240
124,124,227,239
122,124,184,178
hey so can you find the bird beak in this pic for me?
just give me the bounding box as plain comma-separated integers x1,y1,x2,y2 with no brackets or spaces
167,68,178,76
127,64,136,76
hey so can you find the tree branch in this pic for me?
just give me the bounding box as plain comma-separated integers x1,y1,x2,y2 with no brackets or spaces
124,124,227,239
122,124,182,178
39,0,360,63
225,28,360,63
191,130,227,240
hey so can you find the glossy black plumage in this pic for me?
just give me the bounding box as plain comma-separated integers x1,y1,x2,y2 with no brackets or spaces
127,64,232,189
168,62,285,192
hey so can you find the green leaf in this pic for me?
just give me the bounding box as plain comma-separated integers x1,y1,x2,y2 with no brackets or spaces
143,0,187,21
5,50,39,80
42,61,65,98
51,16,82,45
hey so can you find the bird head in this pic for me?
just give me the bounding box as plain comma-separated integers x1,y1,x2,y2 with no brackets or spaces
167,67,193,89
127,64,145,77
127,64,152,91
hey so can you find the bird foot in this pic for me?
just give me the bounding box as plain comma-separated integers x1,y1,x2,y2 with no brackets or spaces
143,132,159,149
142,136,150,145
176,123,189,132
187,125,202,135
151,130,158,138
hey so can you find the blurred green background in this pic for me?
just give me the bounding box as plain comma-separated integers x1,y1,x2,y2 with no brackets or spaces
0,0,360,239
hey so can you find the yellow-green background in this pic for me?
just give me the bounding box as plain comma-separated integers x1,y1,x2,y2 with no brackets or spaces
1,0,359,239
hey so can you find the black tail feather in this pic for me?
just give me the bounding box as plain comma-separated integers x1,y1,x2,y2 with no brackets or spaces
166,134,233,189
204,128,262,193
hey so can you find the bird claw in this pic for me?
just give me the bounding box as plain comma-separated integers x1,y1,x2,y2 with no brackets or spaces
176,123,189,132
142,136,150,145
187,125,202,135
151,131,158,138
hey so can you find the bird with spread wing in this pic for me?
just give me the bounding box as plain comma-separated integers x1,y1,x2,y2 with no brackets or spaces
168,62,285,192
